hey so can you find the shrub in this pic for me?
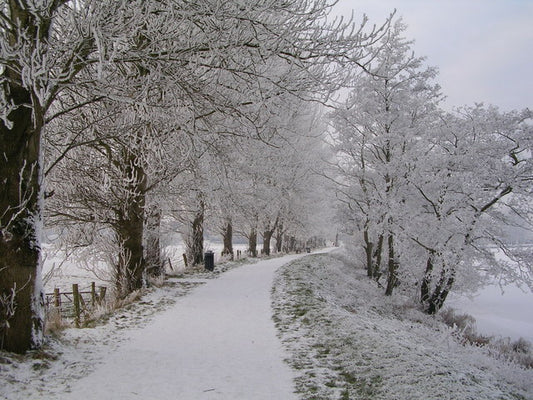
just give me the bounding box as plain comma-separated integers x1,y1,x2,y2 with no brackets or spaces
440,307,533,368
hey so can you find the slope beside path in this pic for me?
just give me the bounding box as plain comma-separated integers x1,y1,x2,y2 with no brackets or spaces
59,254,309,400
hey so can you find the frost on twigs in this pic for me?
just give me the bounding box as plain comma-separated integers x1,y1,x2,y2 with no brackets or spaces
0,285,17,350
440,307,533,369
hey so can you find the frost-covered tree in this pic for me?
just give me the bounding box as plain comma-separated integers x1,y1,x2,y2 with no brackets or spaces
45,95,194,297
213,101,332,257
411,105,533,314
1,0,389,352
330,20,442,295
331,21,533,314
0,0,117,353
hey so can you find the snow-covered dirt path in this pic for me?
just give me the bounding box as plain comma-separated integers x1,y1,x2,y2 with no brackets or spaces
59,254,308,400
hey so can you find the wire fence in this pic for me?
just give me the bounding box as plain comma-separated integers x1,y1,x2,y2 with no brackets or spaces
45,282,107,327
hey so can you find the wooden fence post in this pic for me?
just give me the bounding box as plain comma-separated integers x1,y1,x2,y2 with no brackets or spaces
182,253,188,268
91,282,96,306
73,283,80,328
53,287,62,322
54,288,61,308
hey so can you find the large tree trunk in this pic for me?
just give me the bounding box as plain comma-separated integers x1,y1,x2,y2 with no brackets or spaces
384,234,398,296
114,155,147,297
0,80,45,352
420,253,456,314
262,216,279,256
275,222,283,253
425,274,454,315
0,0,63,354
187,195,204,266
144,203,162,277
262,230,273,256
248,227,258,258
221,218,233,260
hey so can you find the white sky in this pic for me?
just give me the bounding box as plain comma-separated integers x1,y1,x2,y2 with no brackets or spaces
331,0,533,111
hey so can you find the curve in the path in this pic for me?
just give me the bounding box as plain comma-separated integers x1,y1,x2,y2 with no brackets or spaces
60,254,307,400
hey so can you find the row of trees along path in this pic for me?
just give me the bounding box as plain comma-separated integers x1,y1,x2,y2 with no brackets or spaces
0,1,391,353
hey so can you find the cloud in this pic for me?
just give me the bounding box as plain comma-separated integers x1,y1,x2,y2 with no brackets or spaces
332,0,533,110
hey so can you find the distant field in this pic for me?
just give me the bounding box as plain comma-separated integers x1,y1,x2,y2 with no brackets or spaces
448,245,533,342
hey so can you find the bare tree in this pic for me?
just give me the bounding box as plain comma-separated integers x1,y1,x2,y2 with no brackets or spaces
330,21,533,314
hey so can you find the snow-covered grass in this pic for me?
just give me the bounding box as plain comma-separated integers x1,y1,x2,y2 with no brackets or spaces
42,242,250,293
272,250,533,400
0,256,248,400
3,248,531,399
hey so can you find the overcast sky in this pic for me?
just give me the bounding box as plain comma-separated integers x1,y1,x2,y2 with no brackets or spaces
332,0,533,111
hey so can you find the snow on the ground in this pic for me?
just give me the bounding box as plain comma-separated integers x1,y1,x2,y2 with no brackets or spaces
1,253,305,400
42,242,249,293
272,250,533,400
60,255,303,400
3,248,532,400
0,275,205,399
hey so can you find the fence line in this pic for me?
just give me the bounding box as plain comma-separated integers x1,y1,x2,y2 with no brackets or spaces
45,282,107,327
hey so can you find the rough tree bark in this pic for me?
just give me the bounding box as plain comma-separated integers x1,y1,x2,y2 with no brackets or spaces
0,83,45,353
144,203,163,277
248,227,258,258
113,154,147,297
221,218,233,260
0,3,54,352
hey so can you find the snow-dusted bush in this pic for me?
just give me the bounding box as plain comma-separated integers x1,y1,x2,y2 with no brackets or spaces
440,307,533,369
439,308,491,346
489,337,533,369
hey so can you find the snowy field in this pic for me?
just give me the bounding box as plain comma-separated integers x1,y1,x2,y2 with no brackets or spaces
448,284,533,344
2,249,531,399
272,251,533,399
42,241,249,293
447,246,533,343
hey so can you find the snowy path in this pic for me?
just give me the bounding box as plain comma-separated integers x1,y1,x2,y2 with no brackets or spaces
60,254,307,400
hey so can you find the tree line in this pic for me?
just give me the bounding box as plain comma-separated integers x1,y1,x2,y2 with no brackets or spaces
2,1,530,356
328,21,533,315
0,0,390,353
